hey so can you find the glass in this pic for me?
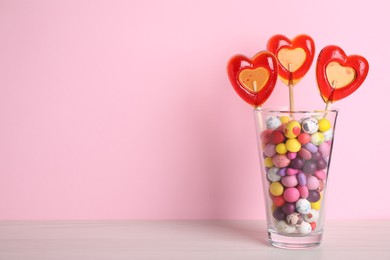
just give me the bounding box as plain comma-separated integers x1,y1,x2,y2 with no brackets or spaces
254,107,338,249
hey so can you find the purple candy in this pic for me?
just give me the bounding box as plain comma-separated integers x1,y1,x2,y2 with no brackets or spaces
304,143,318,153
303,161,317,174
317,159,328,170
278,168,287,176
311,151,322,161
307,190,321,202
290,158,304,169
282,203,296,215
273,207,286,220
297,172,307,186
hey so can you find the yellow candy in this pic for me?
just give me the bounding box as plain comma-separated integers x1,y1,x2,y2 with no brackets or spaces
264,157,274,168
318,118,331,132
286,138,301,152
269,181,284,196
279,116,291,124
275,143,287,154
311,200,321,210
284,120,301,138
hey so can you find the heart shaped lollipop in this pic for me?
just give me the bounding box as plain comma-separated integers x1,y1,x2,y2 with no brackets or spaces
316,45,369,103
227,51,278,107
267,34,315,86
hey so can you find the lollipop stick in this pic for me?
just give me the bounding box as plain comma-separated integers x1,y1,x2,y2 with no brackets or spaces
324,80,336,117
253,80,258,92
288,64,294,112
324,101,331,111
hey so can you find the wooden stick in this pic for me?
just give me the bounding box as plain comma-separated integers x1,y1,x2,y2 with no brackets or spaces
288,64,294,112
253,80,258,92
324,80,337,117
324,101,331,112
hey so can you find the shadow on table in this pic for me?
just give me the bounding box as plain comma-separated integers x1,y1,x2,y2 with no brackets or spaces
185,220,269,246
215,220,269,246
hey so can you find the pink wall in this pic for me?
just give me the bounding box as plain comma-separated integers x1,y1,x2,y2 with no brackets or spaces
0,0,389,220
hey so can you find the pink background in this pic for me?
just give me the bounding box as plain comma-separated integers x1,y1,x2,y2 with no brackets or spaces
0,0,389,220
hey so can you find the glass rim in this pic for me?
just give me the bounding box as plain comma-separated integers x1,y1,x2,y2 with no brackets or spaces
254,107,339,114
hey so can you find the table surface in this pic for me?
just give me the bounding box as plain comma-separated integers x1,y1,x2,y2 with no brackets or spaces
0,220,389,260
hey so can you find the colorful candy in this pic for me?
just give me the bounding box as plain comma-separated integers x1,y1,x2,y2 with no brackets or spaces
286,138,301,152
266,116,282,129
318,118,331,132
284,120,301,138
275,220,296,234
272,154,290,168
301,118,319,134
296,221,312,234
260,115,335,235
270,181,284,196
267,167,281,182
283,187,300,202
286,212,303,225
295,199,311,214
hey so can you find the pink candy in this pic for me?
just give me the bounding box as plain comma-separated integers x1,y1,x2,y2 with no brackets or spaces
319,142,330,158
286,168,298,175
273,154,290,168
306,176,320,190
314,170,326,180
297,185,309,199
283,187,300,202
264,143,276,157
287,152,297,160
282,175,298,187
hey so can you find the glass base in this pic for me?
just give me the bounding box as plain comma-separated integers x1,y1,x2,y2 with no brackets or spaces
268,229,322,249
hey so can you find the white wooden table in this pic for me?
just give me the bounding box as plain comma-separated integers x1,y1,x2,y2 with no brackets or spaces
0,220,389,259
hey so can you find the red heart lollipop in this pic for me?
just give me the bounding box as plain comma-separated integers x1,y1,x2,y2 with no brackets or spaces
227,51,278,107
316,45,369,103
267,34,315,86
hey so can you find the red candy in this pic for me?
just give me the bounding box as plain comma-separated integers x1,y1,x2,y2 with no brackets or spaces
273,195,286,207
310,222,317,230
316,45,369,103
297,133,311,145
260,129,273,144
270,130,285,144
267,34,315,86
227,51,278,107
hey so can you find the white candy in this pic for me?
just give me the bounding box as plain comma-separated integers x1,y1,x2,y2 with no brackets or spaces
304,209,319,223
295,199,311,214
286,212,303,226
323,128,333,141
301,118,319,134
267,167,281,182
275,220,296,234
296,221,312,234
266,116,282,130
